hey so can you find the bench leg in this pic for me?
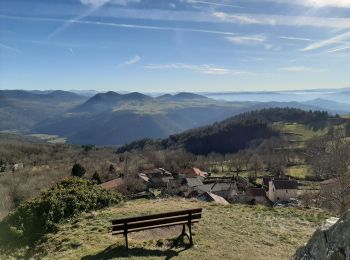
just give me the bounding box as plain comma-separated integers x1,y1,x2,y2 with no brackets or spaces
124,232,128,250
187,223,193,246
175,224,192,247
182,224,186,236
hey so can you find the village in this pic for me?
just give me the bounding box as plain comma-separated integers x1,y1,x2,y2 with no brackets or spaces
100,167,309,207
1,155,345,211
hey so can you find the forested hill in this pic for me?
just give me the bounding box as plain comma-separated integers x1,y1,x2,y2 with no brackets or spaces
117,108,334,155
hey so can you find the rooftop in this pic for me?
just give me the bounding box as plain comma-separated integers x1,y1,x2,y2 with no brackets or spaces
249,188,267,197
184,177,203,187
100,178,124,190
200,192,229,205
272,179,298,190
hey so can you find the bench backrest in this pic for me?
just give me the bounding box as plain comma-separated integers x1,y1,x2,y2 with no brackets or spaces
112,208,202,235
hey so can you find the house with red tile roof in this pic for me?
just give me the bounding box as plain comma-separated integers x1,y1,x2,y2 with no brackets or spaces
100,178,124,190
198,192,229,205
181,167,208,178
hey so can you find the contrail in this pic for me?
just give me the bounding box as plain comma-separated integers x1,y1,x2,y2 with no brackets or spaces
48,0,109,38
0,14,238,36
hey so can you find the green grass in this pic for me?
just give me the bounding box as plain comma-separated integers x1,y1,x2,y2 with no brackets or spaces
1,198,330,260
286,165,312,180
276,123,327,144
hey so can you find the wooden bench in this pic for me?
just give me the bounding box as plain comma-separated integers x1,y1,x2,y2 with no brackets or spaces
111,208,202,250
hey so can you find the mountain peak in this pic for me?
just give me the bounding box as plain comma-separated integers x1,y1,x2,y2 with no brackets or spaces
173,92,208,100
123,92,152,100
72,92,153,113
157,92,208,101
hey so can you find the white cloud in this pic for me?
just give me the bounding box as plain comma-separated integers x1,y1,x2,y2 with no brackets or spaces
326,44,350,53
119,55,141,66
0,42,21,53
79,0,140,7
225,35,266,45
213,12,265,25
186,0,242,8
145,63,249,75
303,0,350,8
302,30,350,51
79,0,109,6
280,36,315,42
225,35,274,50
265,0,350,8
279,66,322,72
212,12,350,29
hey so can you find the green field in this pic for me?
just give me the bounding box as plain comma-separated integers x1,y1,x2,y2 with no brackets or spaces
1,198,330,260
277,123,327,143
286,165,312,180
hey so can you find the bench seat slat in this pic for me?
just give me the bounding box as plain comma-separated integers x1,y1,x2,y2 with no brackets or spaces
111,208,202,225
112,213,201,231
112,219,200,235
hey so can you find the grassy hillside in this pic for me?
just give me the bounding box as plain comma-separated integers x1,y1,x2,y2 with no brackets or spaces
2,198,330,260
119,108,332,155
277,123,327,143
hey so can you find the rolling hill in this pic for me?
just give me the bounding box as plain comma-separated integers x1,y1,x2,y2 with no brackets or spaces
118,108,333,155
1,90,342,146
32,92,260,145
0,90,88,131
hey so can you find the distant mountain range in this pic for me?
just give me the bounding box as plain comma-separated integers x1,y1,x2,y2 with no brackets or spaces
202,87,350,106
1,88,350,145
0,90,87,131
32,91,257,145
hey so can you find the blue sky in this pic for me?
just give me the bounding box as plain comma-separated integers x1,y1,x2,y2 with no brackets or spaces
0,0,350,92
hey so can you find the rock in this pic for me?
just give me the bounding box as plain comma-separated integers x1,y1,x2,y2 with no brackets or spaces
294,210,350,260
322,217,339,230
13,163,24,171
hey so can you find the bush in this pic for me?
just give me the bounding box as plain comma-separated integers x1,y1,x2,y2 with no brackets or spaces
71,163,86,177
0,178,123,246
92,171,102,184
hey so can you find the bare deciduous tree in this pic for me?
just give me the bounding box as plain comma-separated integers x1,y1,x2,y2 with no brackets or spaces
308,128,350,214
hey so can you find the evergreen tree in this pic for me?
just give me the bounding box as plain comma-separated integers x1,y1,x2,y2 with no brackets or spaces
92,171,102,184
109,164,116,174
346,121,350,137
71,163,86,178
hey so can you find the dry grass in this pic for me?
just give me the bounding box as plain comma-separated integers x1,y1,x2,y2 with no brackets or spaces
2,198,330,260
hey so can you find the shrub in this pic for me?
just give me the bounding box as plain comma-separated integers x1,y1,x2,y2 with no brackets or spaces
0,178,123,246
71,163,86,177
92,171,102,184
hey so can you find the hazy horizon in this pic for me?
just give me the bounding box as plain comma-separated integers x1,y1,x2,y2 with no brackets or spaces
2,85,350,94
